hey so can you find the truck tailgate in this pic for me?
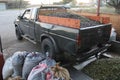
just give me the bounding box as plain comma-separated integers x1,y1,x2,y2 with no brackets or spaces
79,24,111,51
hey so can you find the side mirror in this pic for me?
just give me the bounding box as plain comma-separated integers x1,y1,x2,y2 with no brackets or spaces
18,15,22,19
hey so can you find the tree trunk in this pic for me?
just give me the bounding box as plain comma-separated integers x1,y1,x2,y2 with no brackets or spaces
115,8,120,14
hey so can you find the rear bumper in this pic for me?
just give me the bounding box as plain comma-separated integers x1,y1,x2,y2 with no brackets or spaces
76,44,111,62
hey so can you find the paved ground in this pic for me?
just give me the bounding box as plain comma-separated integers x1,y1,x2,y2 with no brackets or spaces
0,10,20,49
0,9,40,59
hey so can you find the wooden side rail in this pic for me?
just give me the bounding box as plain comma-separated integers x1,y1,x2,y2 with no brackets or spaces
39,15,80,29
83,15,110,24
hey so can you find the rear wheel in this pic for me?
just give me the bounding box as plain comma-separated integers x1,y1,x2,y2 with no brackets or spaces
15,27,23,40
41,38,55,58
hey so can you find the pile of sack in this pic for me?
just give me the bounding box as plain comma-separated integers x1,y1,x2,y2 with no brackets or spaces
2,51,71,80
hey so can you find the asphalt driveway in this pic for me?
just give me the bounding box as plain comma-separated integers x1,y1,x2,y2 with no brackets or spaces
0,10,41,59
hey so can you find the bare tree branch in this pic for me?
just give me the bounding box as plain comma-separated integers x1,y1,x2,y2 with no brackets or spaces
107,0,120,13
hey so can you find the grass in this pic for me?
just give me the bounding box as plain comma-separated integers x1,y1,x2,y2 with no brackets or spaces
83,58,120,80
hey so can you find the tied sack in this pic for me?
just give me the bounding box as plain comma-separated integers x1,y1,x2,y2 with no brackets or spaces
22,52,45,80
27,63,48,80
12,51,29,77
28,58,56,80
2,57,13,80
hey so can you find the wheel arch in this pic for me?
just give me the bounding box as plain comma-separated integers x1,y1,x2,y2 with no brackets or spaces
15,24,23,35
40,34,59,53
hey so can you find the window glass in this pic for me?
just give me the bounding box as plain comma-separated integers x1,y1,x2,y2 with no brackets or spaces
23,9,31,19
31,8,37,20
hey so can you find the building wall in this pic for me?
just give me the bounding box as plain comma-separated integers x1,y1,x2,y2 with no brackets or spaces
0,3,6,10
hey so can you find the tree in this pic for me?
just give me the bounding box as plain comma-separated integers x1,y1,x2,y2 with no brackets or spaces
94,0,106,7
107,0,120,14
7,0,29,9
71,0,77,6
62,0,73,4
53,0,76,6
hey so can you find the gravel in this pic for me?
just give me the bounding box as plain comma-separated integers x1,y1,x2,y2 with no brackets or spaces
46,12,101,28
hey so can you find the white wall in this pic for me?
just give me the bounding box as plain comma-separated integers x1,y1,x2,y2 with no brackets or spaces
0,3,6,10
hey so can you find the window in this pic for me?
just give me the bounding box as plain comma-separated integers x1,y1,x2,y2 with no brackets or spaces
31,8,37,20
22,9,31,19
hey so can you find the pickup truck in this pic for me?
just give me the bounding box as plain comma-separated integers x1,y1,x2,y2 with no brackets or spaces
14,5,111,61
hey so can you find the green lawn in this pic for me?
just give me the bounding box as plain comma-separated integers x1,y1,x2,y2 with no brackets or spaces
83,58,120,80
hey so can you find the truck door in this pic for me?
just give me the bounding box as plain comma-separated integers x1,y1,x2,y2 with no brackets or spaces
28,8,37,39
20,9,32,36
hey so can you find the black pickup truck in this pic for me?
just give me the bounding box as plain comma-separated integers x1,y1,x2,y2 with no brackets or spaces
14,5,111,61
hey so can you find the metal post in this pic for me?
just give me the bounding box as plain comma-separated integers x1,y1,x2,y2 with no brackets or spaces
19,0,22,9
0,36,3,53
97,0,100,16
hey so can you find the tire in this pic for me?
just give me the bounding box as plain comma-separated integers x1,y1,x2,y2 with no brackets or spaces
15,27,23,40
41,38,55,58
